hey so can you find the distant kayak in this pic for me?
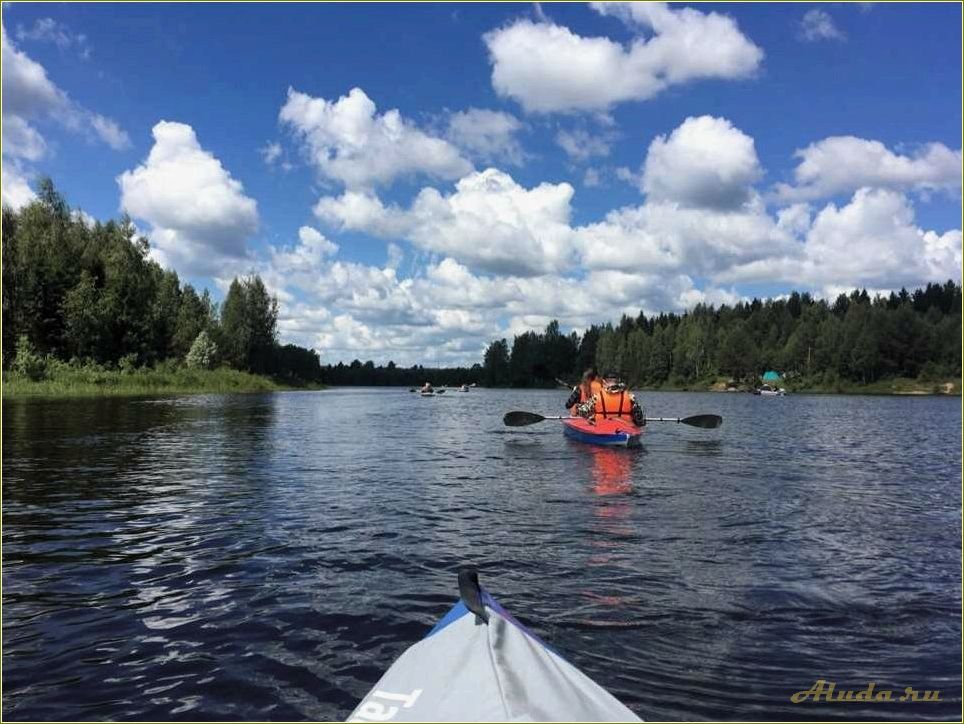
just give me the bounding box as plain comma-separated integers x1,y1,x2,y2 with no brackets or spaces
420,391,435,397
562,415,643,447
348,569,641,722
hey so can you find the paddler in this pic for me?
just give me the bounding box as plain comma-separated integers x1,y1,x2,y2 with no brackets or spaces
421,381,434,393
565,367,598,410
567,368,645,427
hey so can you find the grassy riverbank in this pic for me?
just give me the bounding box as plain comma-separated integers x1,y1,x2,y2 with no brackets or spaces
3,364,324,398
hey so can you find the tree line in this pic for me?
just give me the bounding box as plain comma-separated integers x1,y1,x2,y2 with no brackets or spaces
482,284,962,388
3,180,323,384
321,360,482,387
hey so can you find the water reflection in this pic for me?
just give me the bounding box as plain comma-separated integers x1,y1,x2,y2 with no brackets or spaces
588,446,638,498
684,438,722,456
583,446,641,610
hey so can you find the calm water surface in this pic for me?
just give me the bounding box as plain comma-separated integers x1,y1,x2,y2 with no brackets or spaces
3,389,961,721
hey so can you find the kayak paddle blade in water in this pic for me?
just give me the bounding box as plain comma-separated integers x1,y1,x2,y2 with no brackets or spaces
645,414,723,429
680,414,723,428
348,568,642,722
503,410,558,426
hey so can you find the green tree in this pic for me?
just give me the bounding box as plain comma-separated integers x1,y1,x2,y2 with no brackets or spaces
172,285,215,358
219,279,250,369
717,321,758,380
673,316,709,380
246,276,279,373
483,338,511,386
63,270,106,361
218,276,278,372
185,330,218,369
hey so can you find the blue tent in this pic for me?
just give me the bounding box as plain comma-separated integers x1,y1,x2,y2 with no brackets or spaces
762,370,781,382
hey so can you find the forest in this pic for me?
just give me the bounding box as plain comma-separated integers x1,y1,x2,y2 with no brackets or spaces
3,180,324,385
481,284,962,389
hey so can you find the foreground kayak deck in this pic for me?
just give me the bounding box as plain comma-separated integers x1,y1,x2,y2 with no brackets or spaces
562,415,643,447
349,570,641,722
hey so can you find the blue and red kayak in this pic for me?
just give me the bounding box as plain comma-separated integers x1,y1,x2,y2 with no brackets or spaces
562,415,643,447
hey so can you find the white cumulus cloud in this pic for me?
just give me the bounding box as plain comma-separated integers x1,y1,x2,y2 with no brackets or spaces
484,3,762,113
774,135,962,201
268,226,339,282
721,188,962,292
314,190,411,238
577,194,794,277
279,86,472,189
315,168,578,276
117,121,259,275
641,115,763,209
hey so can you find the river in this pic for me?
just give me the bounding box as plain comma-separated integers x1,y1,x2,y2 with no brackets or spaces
2,389,960,721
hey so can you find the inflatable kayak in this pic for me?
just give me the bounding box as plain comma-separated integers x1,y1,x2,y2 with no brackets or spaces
562,415,643,447
348,569,641,722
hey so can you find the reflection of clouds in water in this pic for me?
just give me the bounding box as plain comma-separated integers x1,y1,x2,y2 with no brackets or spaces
114,396,281,633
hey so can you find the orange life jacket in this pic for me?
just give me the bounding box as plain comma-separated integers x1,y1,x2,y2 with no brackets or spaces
573,380,635,418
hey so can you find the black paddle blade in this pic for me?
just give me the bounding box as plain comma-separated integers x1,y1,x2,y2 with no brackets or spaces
503,410,546,427
681,414,723,429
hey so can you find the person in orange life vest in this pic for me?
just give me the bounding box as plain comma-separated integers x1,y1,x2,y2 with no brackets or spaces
565,367,598,411
567,369,645,427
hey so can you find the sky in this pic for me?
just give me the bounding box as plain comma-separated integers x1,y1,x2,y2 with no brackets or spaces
2,2,961,366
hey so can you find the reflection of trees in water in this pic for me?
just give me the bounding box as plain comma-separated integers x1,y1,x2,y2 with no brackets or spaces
3,394,281,613
3,397,189,509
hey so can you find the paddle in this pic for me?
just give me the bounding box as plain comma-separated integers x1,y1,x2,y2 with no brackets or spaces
503,410,723,429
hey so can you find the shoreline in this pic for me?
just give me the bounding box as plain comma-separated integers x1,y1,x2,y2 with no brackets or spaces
4,374,958,399
3,367,325,399
620,378,961,396
470,379,962,396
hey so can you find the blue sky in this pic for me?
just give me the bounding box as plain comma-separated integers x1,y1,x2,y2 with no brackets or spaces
2,2,961,364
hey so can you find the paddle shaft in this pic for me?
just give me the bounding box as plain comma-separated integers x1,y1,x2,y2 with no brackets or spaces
503,410,722,428
514,415,700,423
